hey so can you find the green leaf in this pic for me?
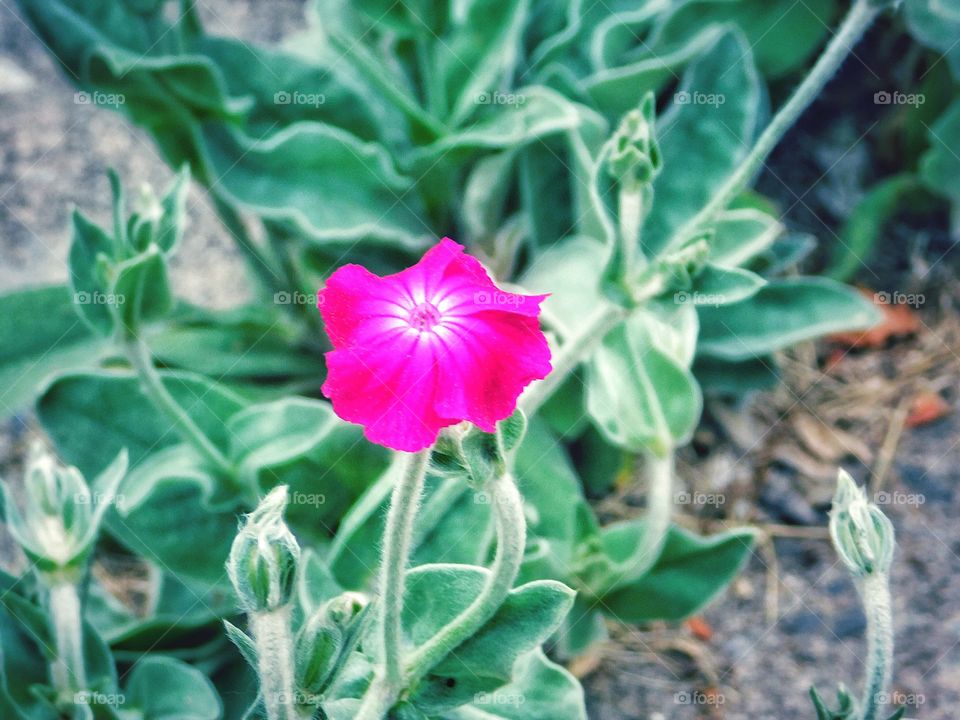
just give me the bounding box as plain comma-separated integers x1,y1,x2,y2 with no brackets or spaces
650,0,837,79
826,175,925,282
599,524,756,623
708,208,783,268
587,312,702,454
201,124,428,248
147,312,323,380
0,286,105,418
906,0,960,79
226,397,389,542
920,99,960,208
124,656,222,720
693,355,780,396
697,278,881,361
442,650,586,719
399,565,575,712
37,369,245,479
686,264,766,306
641,29,761,257
69,210,118,335
437,0,529,123
109,246,174,333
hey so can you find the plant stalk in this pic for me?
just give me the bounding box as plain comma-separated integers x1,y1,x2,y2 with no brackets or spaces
381,449,433,688
122,335,234,476
249,606,303,720
858,572,894,720
674,0,882,244
629,450,674,582
406,472,527,679
47,580,86,697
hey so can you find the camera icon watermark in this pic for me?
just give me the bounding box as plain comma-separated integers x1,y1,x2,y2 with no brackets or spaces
74,91,126,107
290,492,326,508
873,290,924,308
874,490,925,507
74,691,126,706
473,290,525,308
274,290,321,306
74,290,125,307
874,90,925,107
273,90,326,107
674,290,726,307
675,690,725,705
475,91,526,106
674,491,725,507
474,691,525,706
674,90,725,107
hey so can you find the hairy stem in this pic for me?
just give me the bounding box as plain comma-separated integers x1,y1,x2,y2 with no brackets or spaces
674,0,882,244
123,335,234,476
249,606,303,720
859,572,894,720
629,451,674,582
406,472,526,679
381,450,432,688
47,580,86,697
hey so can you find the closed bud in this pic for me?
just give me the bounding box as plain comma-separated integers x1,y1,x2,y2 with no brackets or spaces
606,92,662,190
227,486,301,612
829,471,895,577
295,611,342,695
1,443,124,577
324,591,369,629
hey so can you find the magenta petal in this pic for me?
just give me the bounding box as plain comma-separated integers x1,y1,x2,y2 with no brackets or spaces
318,238,553,451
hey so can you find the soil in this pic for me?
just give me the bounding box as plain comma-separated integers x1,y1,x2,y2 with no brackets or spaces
1,3,958,719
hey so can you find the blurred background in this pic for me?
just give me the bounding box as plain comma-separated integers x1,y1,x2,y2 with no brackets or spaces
1,1,959,718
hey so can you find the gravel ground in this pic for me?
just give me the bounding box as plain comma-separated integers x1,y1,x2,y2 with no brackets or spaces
2,2,958,719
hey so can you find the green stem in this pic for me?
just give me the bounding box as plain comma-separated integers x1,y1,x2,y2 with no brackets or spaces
617,186,644,282
123,335,234,476
249,606,304,720
630,451,674,582
381,449,432,688
859,572,894,720
674,0,882,244
406,472,526,679
47,580,86,698
520,303,627,417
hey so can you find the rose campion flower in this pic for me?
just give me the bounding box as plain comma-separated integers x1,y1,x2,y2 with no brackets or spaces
318,238,551,452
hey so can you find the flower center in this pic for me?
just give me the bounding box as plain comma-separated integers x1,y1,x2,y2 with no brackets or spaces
408,301,441,332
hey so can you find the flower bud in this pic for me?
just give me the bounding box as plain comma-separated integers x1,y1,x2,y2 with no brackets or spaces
295,611,342,695
324,591,369,629
829,471,895,577
1,444,126,577
227,486,301,612
606,92,662,190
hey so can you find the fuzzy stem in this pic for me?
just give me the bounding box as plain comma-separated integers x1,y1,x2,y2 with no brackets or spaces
122,335,234,476
406,472,526,679
630,451,674,582
858,572,894,720
674,0,881,244
381,450,432,688
520,303,627,417
617,186,644,281
249,606,303,720
47,580,86,697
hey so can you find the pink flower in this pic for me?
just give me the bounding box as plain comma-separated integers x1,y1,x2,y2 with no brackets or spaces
318,238,551,452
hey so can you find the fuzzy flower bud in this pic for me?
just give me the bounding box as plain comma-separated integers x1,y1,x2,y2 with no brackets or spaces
606,92,662,190
228,486,301,612
1,444,126,577
829,471,895,577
